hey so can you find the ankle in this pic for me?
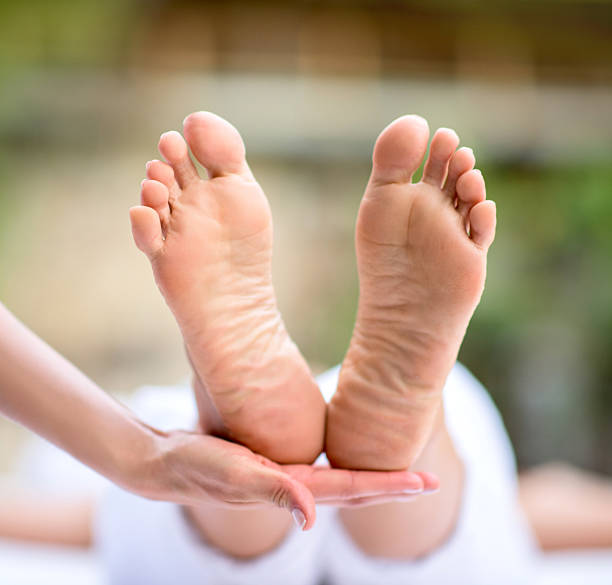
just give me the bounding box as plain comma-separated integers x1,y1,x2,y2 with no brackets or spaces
346,319,458,391
191,374,227,437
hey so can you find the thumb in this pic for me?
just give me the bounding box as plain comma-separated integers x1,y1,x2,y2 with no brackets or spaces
255,468,316,531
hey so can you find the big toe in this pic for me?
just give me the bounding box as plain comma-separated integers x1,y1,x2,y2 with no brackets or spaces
371,115,430,185
183,111,253,180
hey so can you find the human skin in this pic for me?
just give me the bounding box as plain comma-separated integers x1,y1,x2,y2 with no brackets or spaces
185,378,458,560
0,302,165,497
324,115,495,557
186,374,439,558
0,487,94,548
130,111,326,465
519,463,612,550
0,302,431,528
326,115,495,471
130,111,482,557
338,409,465,559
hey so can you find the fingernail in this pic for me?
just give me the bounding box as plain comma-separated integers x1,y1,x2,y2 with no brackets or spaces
291,508,306,530
402,488,423,494
423,487,440,495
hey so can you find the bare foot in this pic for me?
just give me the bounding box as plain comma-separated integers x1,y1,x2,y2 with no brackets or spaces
326,115,496,470
130,112,326,464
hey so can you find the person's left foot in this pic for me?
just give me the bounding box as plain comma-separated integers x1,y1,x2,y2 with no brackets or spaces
130,112,326,464
326,115,496,470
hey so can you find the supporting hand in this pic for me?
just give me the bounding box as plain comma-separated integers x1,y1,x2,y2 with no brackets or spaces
136,429,439,530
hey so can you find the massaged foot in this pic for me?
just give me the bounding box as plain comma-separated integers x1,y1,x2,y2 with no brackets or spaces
130,112,325,463
326,115,497,470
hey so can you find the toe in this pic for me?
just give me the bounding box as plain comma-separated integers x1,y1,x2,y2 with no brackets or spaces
455,169,486,222
422,128,459,187
370,115,430,185
146,160,181,206
129,206,164,258
141,179,170,228
183,111,254,180
145,160,174,188
158,131,200,189
444,147,475,197
469,200,497,249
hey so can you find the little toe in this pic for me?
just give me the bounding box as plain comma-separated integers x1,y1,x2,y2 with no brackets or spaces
158,131,200,189
455,169,486,222
469,200,497,249
183,111,254,180
129,206,164,258
141,179,170,228
370,115,430,186
422,127,459,187
444,147,475,198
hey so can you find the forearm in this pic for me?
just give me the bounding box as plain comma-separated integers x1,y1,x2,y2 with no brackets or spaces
0,480,94,548
0,302,159,491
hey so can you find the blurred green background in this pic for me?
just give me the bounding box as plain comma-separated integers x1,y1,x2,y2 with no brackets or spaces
0,0,611,474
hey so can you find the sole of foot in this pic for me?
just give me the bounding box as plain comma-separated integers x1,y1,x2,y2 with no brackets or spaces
326,115,496,470
130,112,326,464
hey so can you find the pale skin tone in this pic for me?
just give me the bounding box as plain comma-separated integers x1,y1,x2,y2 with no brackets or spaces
130,112,492,558
131,112,327,465
326,115,496,471
519,463,612,550
5,459,609,554
186,376,438,558
330,115,496,556
3,114,608,562
186,399,454,559
0,301,436,537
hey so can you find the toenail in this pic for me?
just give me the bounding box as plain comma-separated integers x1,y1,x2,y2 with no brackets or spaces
439,127,458,138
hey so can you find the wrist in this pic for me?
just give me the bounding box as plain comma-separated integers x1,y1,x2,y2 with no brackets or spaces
110,417,169,500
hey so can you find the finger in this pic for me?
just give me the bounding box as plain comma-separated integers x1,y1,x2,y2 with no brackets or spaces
250,464,316,531
321,492,422,507
316,472,440,507
283,465,425,501
314,472,440,504
415,471,440,493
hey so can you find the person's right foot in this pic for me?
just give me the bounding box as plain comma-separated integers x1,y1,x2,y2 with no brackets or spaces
130,112,326,464
326,115,496,470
